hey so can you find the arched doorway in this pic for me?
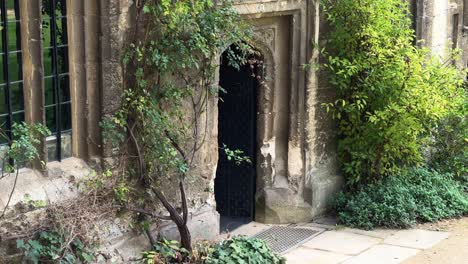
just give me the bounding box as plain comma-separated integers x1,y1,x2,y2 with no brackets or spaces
215,46,261,231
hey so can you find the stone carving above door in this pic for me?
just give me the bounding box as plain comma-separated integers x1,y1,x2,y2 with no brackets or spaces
253,27,276,51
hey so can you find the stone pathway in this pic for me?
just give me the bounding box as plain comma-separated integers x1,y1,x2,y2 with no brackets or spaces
284,228,450,264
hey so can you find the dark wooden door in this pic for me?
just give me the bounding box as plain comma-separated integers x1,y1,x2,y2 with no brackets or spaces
215,53,257,219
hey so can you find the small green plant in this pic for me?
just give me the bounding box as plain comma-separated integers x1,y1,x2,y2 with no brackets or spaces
0,122,50,217
334,168,468,230
141,237,283,264
207,236,285,264
23,194,47,209
142,239,191,264
221,144,252,165
17,231,95,264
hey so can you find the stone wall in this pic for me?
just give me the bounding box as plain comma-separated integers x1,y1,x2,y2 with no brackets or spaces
0,1,341,257
414,0,468,65
232,0,342,223
6,0,466,262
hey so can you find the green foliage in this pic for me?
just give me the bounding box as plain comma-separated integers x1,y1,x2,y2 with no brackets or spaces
17,231,94,264
322,0,466,184
207,236,285,264
142,239,192,264
23,194,47,209
334,168,468,230
102,0,251,183
0,122,50,170
100,1,251,249
221,144,252,165
427,94,468,183
141,237,284,264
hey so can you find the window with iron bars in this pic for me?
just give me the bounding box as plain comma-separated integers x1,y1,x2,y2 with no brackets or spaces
42,0,72,161
0,0,24,162
0,0,72,163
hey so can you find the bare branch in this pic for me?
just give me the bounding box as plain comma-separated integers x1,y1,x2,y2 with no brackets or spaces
114,205,172,220
150,187,184,226
179,180,188,225
1,166,20,218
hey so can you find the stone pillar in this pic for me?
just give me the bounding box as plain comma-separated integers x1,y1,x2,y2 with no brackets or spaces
84,0,102,159
99,0,134,160
304,0,343,218
67,0,89,159
20,0,46,165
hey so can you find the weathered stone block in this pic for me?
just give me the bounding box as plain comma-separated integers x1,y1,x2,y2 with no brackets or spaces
255,188,313,224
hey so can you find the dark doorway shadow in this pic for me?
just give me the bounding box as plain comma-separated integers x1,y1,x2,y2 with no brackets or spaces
215,45,259,232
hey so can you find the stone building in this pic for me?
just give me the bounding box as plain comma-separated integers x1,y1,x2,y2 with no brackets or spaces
0,0,466,261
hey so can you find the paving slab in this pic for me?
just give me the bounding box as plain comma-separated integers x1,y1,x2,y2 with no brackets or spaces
341,228,398,239
284,247,351,264
383,229,449,249
341,244,420,264
302,230,381,255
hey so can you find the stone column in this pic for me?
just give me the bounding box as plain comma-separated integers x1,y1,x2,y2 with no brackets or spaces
84,0,102,159
67,0,89,159
20,0,46,166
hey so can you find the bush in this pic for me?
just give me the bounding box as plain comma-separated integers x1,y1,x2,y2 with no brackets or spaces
334,168,468,230
207,237,284,264
322,0,466,184
142,237,284,264
428,101,467,183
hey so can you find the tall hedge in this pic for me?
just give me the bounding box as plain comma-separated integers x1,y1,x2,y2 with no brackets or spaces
322,0,466,184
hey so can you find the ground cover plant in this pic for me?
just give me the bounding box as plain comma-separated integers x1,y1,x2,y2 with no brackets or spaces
141,236,285,264
334,168,468,230
17,231,95,264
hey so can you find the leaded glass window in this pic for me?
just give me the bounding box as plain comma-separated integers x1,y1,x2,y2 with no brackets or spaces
0,0,24,146
42,0,71,161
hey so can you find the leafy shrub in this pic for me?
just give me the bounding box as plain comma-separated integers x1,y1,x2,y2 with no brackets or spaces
334,168,468,229
142,239,199,264
427,99,467,183
142,237,284,264
207,237,284,264
322,0,466,184
17,231,94,264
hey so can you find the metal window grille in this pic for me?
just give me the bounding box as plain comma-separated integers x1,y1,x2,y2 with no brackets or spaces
42,0,71,161
0,0,25,152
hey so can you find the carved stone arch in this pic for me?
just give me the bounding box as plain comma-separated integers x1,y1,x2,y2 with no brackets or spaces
213,37,277,220
247,35,276,142
244,36,277,192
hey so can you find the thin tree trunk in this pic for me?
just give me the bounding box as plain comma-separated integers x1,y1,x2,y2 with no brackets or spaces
177,223,192,251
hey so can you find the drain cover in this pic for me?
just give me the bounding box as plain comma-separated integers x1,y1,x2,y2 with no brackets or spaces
251,226,322,254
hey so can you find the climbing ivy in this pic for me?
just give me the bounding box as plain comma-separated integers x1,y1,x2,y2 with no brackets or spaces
321,0,466,184
102,0,252,250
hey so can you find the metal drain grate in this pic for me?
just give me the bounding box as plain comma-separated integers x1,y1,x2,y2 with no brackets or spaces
251,226,322,254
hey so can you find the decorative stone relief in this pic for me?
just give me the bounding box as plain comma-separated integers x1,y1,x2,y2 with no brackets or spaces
253,27,276,51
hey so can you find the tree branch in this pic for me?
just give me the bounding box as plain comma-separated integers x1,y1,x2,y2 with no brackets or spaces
151,187,184,226
165,130,187,163
1,166,20,218
127,123,146,180
179,180,188,225
114,205,172,220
